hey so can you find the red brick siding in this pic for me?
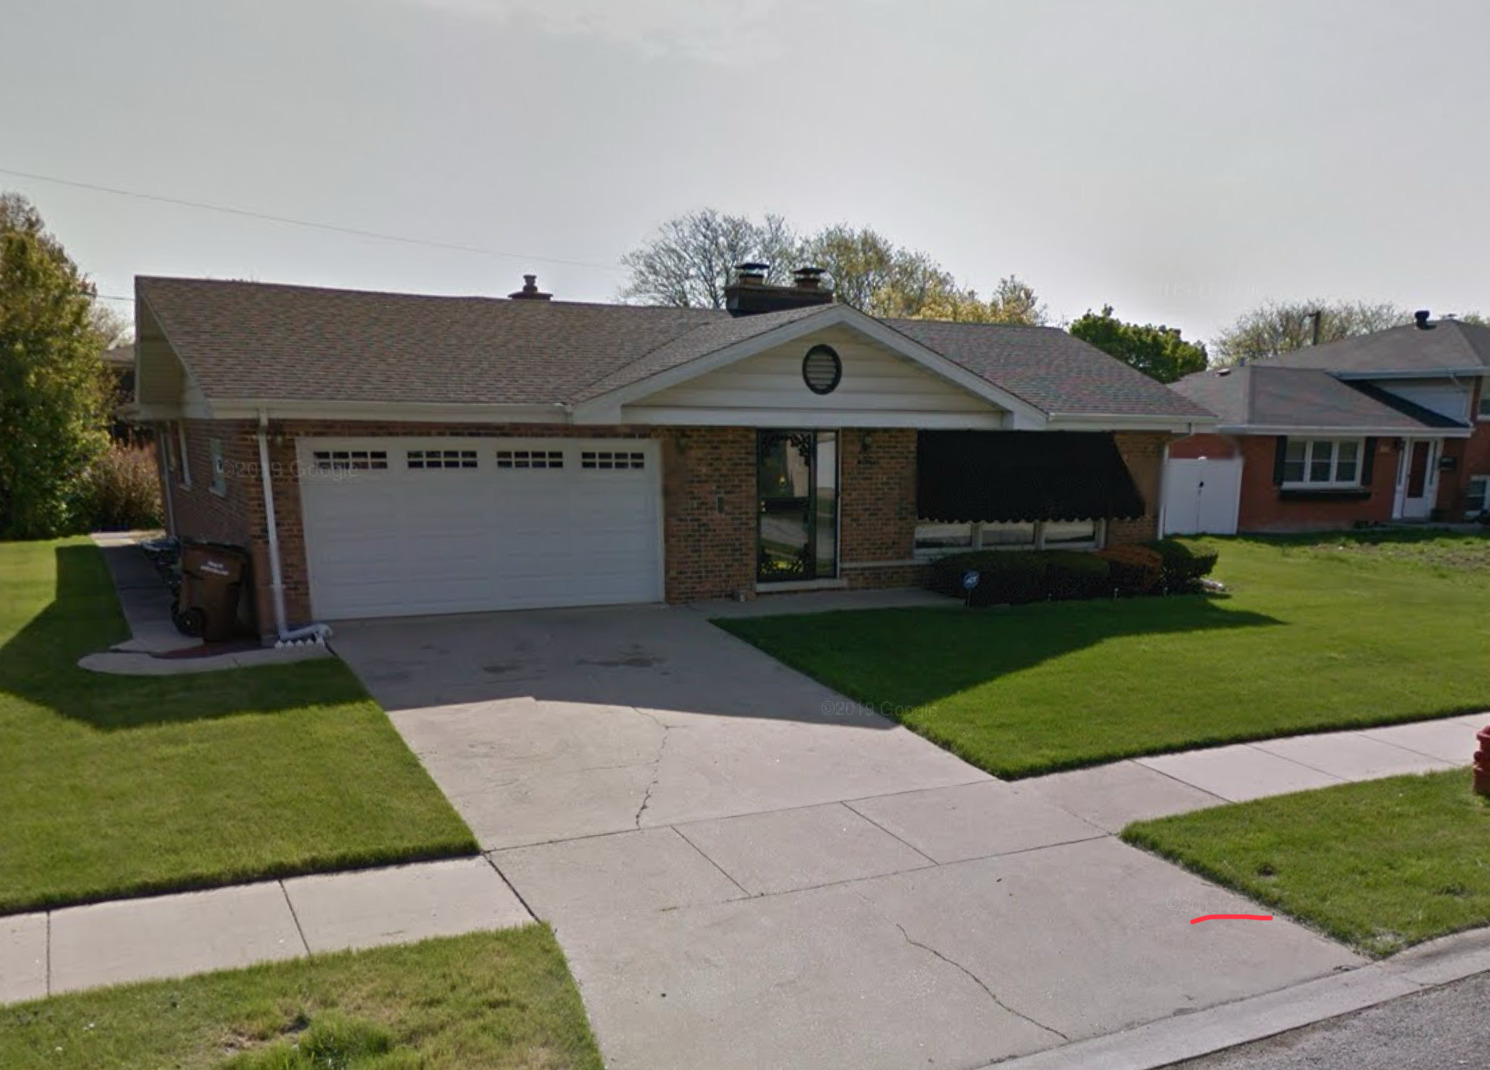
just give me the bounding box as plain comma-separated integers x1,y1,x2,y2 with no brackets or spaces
1168,432,1239,460
836,428,920,588
1107,432,1172,545
1234,434,1399,532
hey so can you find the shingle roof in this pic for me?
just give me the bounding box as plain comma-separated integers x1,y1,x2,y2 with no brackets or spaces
886,319,1216,418
1171,364,1469,432
100,344,134,367
137,276,1210,420
1264,319,1490,375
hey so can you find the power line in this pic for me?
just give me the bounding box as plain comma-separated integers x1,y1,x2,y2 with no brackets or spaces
0,166,626,273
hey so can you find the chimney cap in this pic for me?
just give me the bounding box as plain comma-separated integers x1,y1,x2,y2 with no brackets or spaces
509,273,552,301
1414,309,1432,328
792,266,827,290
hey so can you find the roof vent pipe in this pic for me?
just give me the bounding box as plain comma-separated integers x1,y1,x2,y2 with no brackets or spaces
1415,309,1432,329
509,274,553,301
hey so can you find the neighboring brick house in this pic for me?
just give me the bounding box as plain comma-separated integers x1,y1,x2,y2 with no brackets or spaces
1166,314,1490,535
125,269,1214,641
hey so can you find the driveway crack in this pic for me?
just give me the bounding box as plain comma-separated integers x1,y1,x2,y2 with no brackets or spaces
893,921,1068,1043
633,709,672,829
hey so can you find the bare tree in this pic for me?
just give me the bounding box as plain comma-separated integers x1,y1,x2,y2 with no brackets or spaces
618,209,797,309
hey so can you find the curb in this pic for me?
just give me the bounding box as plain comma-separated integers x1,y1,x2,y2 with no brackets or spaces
980,927,1490,1070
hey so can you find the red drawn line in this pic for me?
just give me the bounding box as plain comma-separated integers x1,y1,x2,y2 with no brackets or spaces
1190,913,1273,924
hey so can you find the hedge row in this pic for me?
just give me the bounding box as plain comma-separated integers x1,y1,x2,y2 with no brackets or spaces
926,539,1218,608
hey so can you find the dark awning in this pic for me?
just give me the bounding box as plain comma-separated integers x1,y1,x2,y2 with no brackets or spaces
917,431,1146,523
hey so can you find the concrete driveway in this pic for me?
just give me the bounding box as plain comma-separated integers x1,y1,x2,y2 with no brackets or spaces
335,598,1361,1070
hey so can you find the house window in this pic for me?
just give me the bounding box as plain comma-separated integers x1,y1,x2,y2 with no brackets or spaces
1467,476,1489,517
1478,392,1490,420
1282,438,1362,487
209,438,227,496
581,450,645,470
914,519,1101,557
176,423,192,489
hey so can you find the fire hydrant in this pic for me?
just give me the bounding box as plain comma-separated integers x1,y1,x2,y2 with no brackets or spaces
1475,726,1490,797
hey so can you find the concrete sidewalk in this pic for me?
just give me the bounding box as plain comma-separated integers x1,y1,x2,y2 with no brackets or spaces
0,857,529,1004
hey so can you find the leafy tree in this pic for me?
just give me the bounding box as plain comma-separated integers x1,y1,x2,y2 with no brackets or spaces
618,208,797,309
0,192,111,537
1211,299,1410,365
912,275,1049,326
796,225,955,317
1068,305,1207,383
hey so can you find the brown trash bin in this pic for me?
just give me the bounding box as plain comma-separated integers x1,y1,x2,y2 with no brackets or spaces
175,541,249,642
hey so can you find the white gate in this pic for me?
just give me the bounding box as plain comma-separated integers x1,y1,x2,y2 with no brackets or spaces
1162,458,1242,536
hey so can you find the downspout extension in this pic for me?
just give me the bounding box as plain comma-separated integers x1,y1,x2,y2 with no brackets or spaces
257,411,332,647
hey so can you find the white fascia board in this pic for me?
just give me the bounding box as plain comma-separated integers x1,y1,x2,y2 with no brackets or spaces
1331,368,1484,381
574,304,1050,428
1045,412,1218,433
209,399,574,423
617,406,1009,430
1219,424,1473,438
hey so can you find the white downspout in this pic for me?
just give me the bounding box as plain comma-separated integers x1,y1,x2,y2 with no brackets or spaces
257,411,332,647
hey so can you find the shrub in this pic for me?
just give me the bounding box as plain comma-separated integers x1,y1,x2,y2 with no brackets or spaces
929,550,1047,606
1145,538,1220,592
1098,544,1164,595
1042,550,1111,600
77,442,162,531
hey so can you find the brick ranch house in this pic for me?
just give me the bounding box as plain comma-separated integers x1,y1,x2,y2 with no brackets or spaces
1165,314,1490,534
124,268,1215,641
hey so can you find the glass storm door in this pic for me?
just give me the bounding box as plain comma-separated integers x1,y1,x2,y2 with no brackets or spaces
756,430,838,582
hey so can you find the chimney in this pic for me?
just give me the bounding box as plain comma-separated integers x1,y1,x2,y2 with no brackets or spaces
724,263,834,316
1414,309,1432,329
509,274,552,301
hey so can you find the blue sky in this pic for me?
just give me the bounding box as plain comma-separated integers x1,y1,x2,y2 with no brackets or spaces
4,0,1488,341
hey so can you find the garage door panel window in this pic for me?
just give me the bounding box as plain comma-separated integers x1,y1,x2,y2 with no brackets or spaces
407,449,477,469
311,450,389,474
495,449,564,469
581,450,646,470
1283,438,1361,487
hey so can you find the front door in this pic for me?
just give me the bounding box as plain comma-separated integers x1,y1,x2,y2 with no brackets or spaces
757,430,838,582
1396,439,1441,519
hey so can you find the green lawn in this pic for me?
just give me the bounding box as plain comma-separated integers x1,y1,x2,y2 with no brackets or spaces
0,539,477,914
1122,770,1490,956
0,926,602,1069
718,531,1490,778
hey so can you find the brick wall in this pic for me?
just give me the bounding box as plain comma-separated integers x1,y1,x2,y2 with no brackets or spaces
837,428,921,588
1168,432,1239,460
1235,434,1399,532
1107,431,1172,545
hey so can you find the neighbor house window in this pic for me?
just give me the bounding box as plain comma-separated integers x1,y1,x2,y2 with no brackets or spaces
1282,438,1362,487
1478,392,1490,420
1467,475,1489,517
176,423,192,489
209,438,227,496
914,519,1101,557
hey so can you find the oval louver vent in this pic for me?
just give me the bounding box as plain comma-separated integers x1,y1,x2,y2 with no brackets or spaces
802,344,842,395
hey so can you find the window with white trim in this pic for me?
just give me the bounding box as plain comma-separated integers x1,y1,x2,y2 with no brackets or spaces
1467,475,1489,517
581,450,645,470
176,423,192,489
209,438,227,496
496,449,563,469
407,449,477,470
914,519,1101,557
312,449,388,473
1282,438,1362,487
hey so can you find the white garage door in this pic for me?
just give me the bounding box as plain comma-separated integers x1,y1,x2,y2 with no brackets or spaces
1162,457,1243,536
297,437,663,619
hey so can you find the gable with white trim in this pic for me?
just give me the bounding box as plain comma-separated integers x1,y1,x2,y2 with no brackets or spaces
620,325,1011,429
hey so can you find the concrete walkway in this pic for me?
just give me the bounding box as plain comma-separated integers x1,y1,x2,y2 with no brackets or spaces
331,603,1489,1070
0,857,529,1004
81,533,330,675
